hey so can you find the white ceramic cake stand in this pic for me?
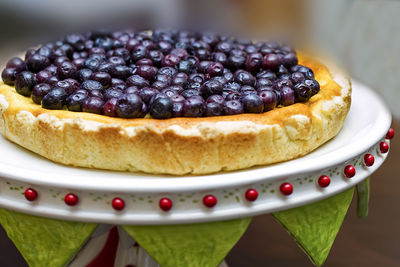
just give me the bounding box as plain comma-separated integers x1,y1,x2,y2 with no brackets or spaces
0,80,393,266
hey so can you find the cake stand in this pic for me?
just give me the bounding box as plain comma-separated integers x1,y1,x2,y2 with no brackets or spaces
0,80,393,267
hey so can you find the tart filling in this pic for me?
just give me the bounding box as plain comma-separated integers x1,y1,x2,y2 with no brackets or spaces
1,29,320,119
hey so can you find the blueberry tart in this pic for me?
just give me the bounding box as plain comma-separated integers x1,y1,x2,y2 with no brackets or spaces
0,29,351,174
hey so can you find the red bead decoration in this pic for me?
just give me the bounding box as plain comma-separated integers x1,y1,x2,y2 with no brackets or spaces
24,188,38,201
64,193,79,206
386,128,395,140
280,183,293,196
344,165,356,178
380,142,389,153
318,175,331,188
203,195,218,208
159,197,173,211
364,154,375,167
245,189,259,202
112,197,125,211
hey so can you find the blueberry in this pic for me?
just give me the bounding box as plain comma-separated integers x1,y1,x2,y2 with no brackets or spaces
91,72,111,88
136,65,158,81
114,48,131,62
98,62,114,73
54,56,70,66
262,54,281,70
1,68,16,85
110,65,132,79
66,93,87,111
37,46,55,61
228,55,245,69
290,72,305,84
298,66,314,79
161,88,178,98
57,61,77,79
240,85,257,94
280,86,295,106
72,58,85,69
115,94,143,118
256,70,277,80
294,83,313,102
172,72,188,86
88,89,103,98
148,50,164,66
206,62,224,77
27,54,50,72
172,102,184,117
273,78,293,90
45,65,58,76
126,75,150,88
42,87,67,109
206,94,225,105
224,100,244,115
223,82,241,92
177,60,196,74
212,52,228,66
241,94,264,113
255,78,273,89
245,53,263,73
77,68,93,82
206,102,223,116
150,97,173,119
281,53,298,67
189,73,205,84
170,94,185,103
200,80,223,98
81,80,104,91
55,80,76,94
131,45,148,61
82,97,104,114
136,58,153,66
181,89,201,99
108,56,126,66
195,49,210,61
304,79,320,95
25,49,36,61
83,57,101,71
124,86,140,95
15,71,37,96
162,54,180,67
182,96,206,117
151,81,169,90
224,92,241,101
6,57,26,72
158,67,177,78
103,98,118,117
216,42,233,53
104,88,123,101
32,83,52,104
258,90,278,111
166,85,184,94
234,70,255,86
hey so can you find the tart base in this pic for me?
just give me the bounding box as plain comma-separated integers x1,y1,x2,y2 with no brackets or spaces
0,55,351,175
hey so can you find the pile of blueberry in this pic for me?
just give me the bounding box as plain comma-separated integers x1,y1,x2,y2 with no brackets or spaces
1,29,320,119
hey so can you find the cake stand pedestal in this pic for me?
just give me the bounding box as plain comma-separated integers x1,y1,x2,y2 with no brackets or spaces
0,80,393,267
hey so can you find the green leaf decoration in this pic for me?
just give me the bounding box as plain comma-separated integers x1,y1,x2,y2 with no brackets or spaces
123,217,252,267
356,178,370,218
0,208,98,267
272,188,354,266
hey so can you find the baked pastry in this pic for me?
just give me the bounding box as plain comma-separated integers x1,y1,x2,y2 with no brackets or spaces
0,30,351,175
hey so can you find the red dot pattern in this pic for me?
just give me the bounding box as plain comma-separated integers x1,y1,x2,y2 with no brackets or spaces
245,189,259,201
112,197,125,211
364,154,375,167
344,165,356,178
24,188,38,201
64,193,79,206
280,183,293,196
386,128,395,140
380,142,389,153
318,175,331,188
159,197,173,211
203,195,218,208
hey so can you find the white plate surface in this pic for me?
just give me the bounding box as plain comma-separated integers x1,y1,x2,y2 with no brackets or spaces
0,80,392,224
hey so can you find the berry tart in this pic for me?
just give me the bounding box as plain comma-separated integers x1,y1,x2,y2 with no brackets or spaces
0,29,351,175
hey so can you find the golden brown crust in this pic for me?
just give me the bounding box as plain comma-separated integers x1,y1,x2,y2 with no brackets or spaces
0,54,351,175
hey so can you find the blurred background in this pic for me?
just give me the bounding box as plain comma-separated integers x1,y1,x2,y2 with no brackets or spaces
0,0,399,266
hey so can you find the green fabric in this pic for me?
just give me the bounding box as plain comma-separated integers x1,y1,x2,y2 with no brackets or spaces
356,178,370,218
272,188,354,266
0,208,98,267
123,217,252,267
